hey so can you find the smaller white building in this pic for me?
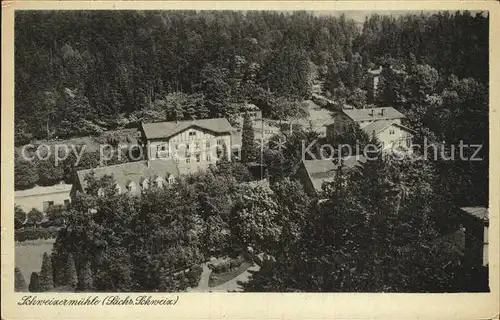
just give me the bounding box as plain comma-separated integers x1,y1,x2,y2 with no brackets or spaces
15,183,72,213
326,107,414,150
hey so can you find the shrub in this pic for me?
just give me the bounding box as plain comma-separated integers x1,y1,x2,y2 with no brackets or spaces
29,272,39,292
210,257,244,274
187,265,203,287
15,206,27,230
38,253,54,291
15,267,28,292
26,208,44,227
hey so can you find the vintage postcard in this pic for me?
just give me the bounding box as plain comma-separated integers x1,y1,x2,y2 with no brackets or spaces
2,1,499,319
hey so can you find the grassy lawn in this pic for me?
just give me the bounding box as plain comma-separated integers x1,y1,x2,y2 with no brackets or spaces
208,261,251,287
15,239,55,282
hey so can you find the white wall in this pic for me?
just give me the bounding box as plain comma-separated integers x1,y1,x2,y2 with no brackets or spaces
146,127,232,173
376,124,412,149
15,188,71,213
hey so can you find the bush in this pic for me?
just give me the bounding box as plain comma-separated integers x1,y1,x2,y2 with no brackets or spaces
187,265,203,287
15,267,28,292
29,272,39,292
209,257,244,274
15,227,59,242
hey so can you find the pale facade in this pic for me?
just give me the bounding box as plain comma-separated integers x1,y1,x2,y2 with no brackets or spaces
326,107,413,150
15,183,72,213
371,123,413,150
141,118,234,174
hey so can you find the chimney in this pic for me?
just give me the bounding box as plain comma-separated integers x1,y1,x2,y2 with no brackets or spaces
380,108,385,116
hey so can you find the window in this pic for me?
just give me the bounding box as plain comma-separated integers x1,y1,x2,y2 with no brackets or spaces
186,157,191,164
389,129,395,135
196,154,201,162
195,142,200,149
141,179,149,190
97,188,105,197
43,201,54,212
206,141,211,148
406,137,412,148
126,182,136,193
64,199,70,207
175,144,179,150
189,131,196,137
186,143,190,150
168,175,175,184
217,139,224,145
206,154,211,162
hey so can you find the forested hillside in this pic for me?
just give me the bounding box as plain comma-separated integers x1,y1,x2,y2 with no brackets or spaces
15,10,488,143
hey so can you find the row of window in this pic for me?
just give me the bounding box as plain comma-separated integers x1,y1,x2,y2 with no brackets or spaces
157,139,225,152
97,176,175,196
179,154,212,164
42,199,70,212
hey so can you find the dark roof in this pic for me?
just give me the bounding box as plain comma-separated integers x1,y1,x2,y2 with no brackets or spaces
460,207,489,221
76,160,179,194
15,183,72,197
302,155,365,193
141,118,234,140
343,107,405,122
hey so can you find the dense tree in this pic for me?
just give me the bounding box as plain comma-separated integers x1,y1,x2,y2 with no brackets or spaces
14,157,39,190
244,151,463,292
241,113,258,163
78,261,94,291
38,155,65,186
230,181,281,253
15,267,28,292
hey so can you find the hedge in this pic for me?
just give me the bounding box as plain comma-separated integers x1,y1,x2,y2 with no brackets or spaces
15,227,59,242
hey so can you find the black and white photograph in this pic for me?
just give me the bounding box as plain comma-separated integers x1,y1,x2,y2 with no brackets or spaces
10,8,492,296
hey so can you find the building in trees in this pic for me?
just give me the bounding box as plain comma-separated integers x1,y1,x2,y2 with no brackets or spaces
140,118,235,173
459,207,489,267
366,65,407,102
326,107,413,150
15,183,72,213
232,103,263,129
296,155,366,198
71,160,180,198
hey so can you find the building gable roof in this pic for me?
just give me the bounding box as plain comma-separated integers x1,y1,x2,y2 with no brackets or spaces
141,118,234,140
343,107,405,122
75,160,180,194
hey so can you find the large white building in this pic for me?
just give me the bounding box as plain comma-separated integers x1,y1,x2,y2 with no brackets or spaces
140,118,235,174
